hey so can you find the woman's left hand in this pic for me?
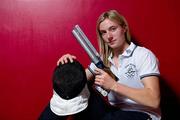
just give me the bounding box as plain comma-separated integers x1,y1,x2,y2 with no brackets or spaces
94,67,116,90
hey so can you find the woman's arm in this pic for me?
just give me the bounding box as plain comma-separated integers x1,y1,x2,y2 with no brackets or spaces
94,68,160,109
111,76,160,108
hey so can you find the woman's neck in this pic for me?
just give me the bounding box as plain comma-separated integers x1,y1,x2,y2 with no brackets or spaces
113,42,129,57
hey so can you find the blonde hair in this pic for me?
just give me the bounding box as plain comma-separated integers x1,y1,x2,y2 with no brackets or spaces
96,10,131,67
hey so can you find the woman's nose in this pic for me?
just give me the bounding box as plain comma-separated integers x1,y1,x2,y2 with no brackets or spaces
107,32,113,41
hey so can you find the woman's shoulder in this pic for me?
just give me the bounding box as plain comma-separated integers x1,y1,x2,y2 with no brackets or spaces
134,45,155,57
133,45,158,65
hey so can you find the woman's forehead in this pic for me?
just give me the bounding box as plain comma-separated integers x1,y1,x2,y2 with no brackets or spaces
99,19,119,30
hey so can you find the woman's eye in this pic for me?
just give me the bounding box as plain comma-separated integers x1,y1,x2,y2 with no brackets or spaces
110,27,117,31
100,31,106,35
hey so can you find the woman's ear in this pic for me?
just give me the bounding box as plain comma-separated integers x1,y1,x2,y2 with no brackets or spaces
122,25,127,33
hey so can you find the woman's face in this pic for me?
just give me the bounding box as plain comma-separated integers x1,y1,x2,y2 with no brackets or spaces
99,19,127,50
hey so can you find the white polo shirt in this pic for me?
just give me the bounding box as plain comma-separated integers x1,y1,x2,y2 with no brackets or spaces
108,42,161,120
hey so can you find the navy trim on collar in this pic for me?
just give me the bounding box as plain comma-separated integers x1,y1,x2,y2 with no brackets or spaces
121,42,137,57
108,42,137,65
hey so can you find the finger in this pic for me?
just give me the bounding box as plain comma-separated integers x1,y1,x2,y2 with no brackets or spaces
64,57,69,63
69,55,76,63
57,58,64,66
95,75,102,79
57,54,77,66
61,60,64,64
94,79,101,86
71,55,77,59
64,54,76,63
63,54,71,64
57,60,60,66
95,68,105,74
57,55,68,65
94,70,100,75
94,81,100,86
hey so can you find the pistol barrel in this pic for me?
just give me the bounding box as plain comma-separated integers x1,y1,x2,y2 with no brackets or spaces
72,25,100,64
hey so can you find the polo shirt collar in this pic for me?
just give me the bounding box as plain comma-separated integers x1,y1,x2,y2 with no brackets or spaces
122,42,137,57
108,42,137,61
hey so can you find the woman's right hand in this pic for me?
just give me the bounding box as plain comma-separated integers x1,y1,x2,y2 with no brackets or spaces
57,54,77,66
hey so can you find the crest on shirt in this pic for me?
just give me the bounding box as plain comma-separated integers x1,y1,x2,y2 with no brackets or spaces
125,63,136,78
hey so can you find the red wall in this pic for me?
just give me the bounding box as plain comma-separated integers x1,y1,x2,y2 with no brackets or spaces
0,0,179,119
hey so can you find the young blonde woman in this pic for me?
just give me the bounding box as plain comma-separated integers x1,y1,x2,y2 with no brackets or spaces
57,10,161,120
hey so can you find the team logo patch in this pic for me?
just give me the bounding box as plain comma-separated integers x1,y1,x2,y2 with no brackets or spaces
125,64,136,78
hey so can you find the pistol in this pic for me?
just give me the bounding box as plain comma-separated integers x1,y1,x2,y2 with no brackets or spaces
72,25,117,97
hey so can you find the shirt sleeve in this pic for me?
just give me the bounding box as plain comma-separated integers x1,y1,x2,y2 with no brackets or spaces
136,47,160,79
